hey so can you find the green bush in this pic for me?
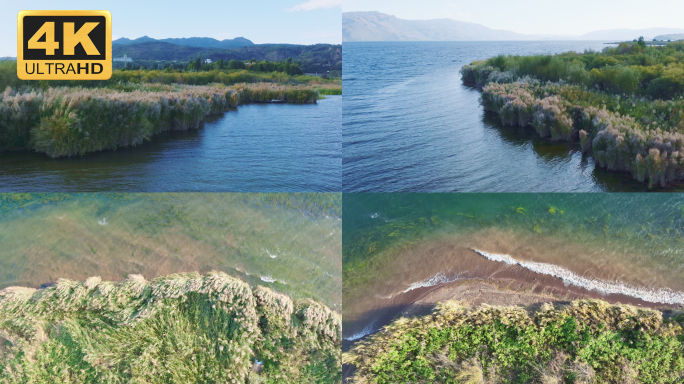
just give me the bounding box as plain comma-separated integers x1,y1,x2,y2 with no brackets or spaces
0,83,318,157
344,300,684,384
0,271,341,383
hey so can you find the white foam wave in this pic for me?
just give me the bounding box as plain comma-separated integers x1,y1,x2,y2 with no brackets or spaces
260,275,276,283
402,273,459,293
472,249,684,305
344,320,377,341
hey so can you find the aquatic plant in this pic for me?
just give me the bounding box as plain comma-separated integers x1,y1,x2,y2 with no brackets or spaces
344,299,684,384
0,271,341,383
460,42,684,187
0,83,318,157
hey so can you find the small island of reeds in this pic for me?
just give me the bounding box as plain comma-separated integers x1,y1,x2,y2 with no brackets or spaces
461,40,684,188
344,299,684,384
0,271,341,383
0,61,341,158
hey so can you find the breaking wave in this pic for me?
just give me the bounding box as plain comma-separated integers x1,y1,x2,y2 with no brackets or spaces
472,249,684,305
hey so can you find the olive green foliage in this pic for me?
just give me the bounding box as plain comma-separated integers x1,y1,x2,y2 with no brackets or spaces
0,83,318,157
0,61,341,92
344,300,684,384
460,41,684,188
0,271,341,383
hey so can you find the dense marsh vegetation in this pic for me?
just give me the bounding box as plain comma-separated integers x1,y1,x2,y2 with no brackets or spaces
0,271,341,383
344,299,684,384
461,41,684,187
0,61,340,158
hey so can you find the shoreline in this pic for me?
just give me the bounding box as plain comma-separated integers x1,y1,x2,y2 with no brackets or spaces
343,246,683,349
0,83,320,158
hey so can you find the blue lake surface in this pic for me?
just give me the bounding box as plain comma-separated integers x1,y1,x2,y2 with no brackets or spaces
0,95,341,192
343,41,656,192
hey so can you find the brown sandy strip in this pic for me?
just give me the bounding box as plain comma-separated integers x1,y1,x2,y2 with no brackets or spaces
343,247,681,350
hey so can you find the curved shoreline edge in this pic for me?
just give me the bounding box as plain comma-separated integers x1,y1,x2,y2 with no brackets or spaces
0,83,320,158
0,271,341,383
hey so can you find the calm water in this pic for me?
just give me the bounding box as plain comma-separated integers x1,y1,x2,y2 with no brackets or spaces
0,96,341,192
343,193,684,340
343,41,658,192
0,193,341,310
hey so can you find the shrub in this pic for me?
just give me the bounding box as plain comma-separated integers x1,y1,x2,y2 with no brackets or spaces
0,271,341,383
344,300,684,384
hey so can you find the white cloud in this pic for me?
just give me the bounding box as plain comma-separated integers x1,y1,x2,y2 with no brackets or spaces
286,0,342,12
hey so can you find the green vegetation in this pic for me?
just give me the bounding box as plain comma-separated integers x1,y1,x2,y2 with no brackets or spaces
460,41,684,187
111,42,342,73
0,271,341,383
344,299,684,383
0,59,341,157
0,80,321,158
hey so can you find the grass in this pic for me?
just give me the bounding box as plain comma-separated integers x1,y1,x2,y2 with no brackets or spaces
0,271,341,383
343,299,684,384
460,41,684,188
0,82,319,157
0,60,341,157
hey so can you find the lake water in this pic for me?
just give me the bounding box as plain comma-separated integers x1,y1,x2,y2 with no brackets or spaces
0,193,341,310
343,193,684,341
0,96,341,192
343,41,660,192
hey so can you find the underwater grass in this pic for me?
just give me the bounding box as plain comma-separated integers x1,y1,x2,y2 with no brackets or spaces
344,300,684,384
0,271,341,383
460,41,684,188
0,83,318,157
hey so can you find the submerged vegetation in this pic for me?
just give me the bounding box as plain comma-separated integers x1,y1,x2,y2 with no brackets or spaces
461,41,684,187
344,299,684,383
0,271,341,383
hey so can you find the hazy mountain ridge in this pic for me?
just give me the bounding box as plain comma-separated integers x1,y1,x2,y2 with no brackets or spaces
343,11,531,41
343,12,684,42
653,33,684,41
113,36,254,49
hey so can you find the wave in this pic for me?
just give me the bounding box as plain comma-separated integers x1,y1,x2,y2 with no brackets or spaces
260,275,276,283
472,249,684,305
344,320,377,341
402,272,459,293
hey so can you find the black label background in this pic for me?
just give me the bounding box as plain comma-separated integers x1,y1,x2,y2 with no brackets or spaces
22,16,106,60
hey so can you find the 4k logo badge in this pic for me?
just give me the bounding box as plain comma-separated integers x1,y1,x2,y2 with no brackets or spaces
17,10,112,80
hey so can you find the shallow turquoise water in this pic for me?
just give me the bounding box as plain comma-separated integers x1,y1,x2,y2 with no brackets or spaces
343,193,684,339
0,193,341,310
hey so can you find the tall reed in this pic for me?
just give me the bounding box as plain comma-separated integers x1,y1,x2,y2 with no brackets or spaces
0,271,341,383
0,83,318,157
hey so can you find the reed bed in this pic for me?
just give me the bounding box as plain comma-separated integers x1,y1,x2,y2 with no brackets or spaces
462,60,684,188
0,83,318,158
344,299,684,384
0,271,341,383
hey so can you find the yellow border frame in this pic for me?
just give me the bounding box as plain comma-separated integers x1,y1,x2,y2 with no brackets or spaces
17,10,112,80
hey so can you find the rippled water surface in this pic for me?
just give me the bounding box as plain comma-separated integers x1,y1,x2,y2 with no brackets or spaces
0,193,341,310
343,193,684,340
343,41,660,192
0,96,341,192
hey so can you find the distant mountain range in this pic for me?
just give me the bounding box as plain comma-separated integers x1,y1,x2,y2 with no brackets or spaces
653,33,684,41
113,36,254,49
343,12,684,42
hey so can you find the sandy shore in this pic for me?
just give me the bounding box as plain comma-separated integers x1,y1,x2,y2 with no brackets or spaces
343,245,683,348
342,274,682,380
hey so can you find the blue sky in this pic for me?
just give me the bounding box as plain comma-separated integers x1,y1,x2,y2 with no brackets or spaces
343,0,684,36
0,0,341,56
